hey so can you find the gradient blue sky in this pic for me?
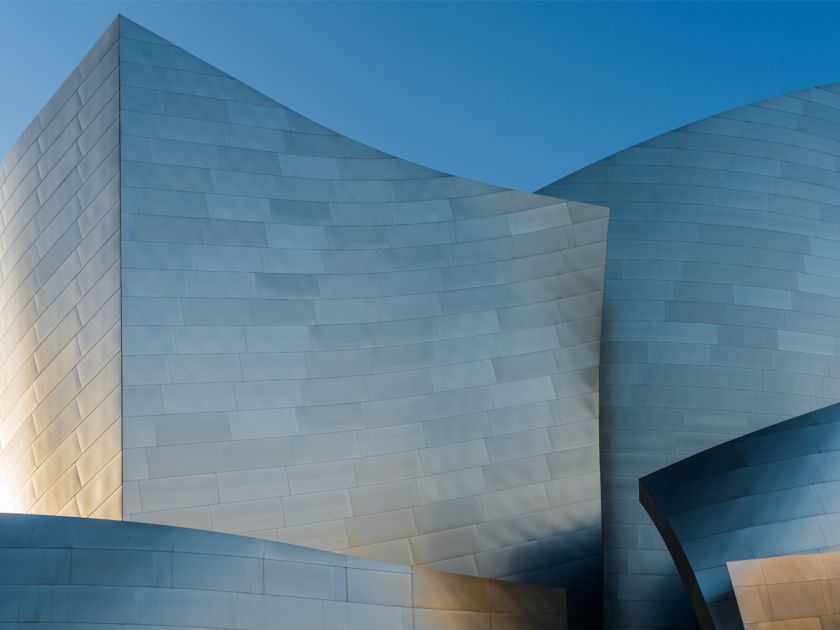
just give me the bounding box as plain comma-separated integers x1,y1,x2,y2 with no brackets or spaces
1,2,839,193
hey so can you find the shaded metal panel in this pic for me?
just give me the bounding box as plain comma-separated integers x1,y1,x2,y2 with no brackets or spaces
639,479,715,630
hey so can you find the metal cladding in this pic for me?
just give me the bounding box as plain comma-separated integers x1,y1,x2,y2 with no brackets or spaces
0,14,608,630
728,552,840,630
640,402,840,630
117,16,608,625
540,85,840,628
0,512,567,630
0,18,122,519
11,11,840,630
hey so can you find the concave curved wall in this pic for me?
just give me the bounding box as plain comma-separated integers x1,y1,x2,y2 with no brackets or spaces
540,85,840,629
0,19,122,519
115,17,609,626
641,402,840,630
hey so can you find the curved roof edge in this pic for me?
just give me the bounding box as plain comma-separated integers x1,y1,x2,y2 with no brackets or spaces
536,81,840,195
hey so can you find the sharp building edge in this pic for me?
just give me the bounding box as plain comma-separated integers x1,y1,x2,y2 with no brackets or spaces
539,82,840,629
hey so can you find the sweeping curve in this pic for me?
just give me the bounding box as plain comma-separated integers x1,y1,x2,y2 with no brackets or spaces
540,82,840,630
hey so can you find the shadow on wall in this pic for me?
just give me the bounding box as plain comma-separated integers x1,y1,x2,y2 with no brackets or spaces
535,528,602,626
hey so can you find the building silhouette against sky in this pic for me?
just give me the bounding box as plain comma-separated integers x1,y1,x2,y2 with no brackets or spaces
2,14,840,630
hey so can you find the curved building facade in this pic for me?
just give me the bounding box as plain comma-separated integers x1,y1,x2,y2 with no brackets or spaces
540,84,840,628
0,15,608,630
640,402,840,630
116,18,608,622
0,512,567,630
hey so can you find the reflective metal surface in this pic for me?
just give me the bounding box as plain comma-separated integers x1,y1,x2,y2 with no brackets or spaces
115,16,607,627
540,81,840,630
0,512,567,630
0,17,122,520
640,402,840,630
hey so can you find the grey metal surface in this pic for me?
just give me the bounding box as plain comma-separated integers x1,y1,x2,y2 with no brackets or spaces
0,512,567,630
0,18,122,519
539,85,840,629
116,16,608,627
640,402,840,630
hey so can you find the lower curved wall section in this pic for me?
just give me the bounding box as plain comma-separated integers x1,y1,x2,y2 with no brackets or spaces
0,513,567,630
728,552,840,630
640,401,840,630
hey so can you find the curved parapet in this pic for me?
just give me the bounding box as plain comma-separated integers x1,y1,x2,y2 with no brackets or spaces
640,402,840,630
539,82,840,628
0,18,122,519
728,552,840,630
112,16,608,626
0,512,567,629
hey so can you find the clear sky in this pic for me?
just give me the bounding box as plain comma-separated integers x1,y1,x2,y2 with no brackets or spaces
2,2,840,193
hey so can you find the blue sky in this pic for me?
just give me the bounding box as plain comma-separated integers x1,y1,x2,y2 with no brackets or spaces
1,2,839,193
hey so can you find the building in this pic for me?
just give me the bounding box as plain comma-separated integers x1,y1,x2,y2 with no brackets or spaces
4,13,840,630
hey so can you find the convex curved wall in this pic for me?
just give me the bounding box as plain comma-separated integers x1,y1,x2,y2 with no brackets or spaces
540,83,840,629
0,512,567,630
